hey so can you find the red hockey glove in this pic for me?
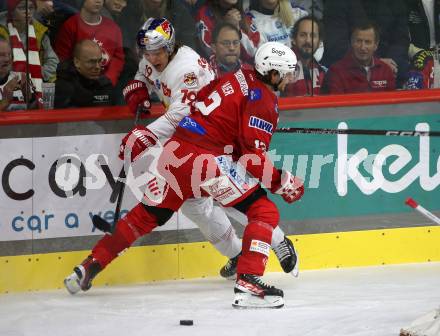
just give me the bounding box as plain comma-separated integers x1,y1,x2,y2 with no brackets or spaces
272,170,304,204
119,126,158,162
123,80,151,114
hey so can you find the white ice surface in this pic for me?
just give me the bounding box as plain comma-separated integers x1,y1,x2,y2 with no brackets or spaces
1,263,439,336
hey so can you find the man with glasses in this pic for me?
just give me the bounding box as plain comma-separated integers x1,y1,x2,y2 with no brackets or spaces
54,39,113,107
210,22,251,78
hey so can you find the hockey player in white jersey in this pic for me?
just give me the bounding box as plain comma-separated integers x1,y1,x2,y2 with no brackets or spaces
64,18,297,294
124,17,298,278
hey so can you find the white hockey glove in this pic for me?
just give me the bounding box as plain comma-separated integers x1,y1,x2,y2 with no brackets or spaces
272,170,304,204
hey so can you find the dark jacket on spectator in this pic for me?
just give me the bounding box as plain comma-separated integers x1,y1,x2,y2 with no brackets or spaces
325,51,396,94
406,0,440,49
323,0,409,85
54,60,113,108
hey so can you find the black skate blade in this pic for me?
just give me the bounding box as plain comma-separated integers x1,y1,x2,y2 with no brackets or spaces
92,215,112,234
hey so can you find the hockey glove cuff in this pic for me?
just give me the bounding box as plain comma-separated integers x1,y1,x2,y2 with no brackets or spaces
123,80,151,114
272,170,304,204
119,126,158,162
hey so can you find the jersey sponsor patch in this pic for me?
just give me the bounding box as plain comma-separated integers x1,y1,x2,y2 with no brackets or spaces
249,239,270,256
178,116,206,135
249,88,261,101
183,72,198,88
249,116,273,134
234,69,248,96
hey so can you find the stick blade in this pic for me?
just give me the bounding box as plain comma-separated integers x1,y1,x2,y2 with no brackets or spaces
92,215,112,233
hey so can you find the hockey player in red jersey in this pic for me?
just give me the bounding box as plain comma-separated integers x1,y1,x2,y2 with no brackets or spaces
116,18,299,280
65,41,303,309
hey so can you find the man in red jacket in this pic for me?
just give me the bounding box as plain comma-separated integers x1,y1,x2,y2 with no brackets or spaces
54,0,124,87
325,21,395,94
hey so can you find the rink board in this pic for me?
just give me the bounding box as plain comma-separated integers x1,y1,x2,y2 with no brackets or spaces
1,97,440,293
1,226,439,293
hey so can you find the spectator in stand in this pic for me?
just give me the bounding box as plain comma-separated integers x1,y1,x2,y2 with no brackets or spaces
322,0,409,87
142,0,196,50
102,0,142,104
34,1,80,45
406,0,440,52
196,0,251,59
0,36,31,111
0,0,59,109
325,21,396,94
210,22,252,77
243,0,309,57
293,0,324,20
402,0,440,89
281,15,325,96
102,0,141,50
54,0,124,87
54,39,113,108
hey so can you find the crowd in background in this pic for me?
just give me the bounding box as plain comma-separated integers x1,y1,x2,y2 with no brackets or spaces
0,0,438,111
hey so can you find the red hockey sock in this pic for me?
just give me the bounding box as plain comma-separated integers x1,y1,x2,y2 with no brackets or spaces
237,221,273,275
236,196,279,275
92,203,158,268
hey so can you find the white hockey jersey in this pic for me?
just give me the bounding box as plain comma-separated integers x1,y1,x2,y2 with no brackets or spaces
242,7,308,57
134,46,215,140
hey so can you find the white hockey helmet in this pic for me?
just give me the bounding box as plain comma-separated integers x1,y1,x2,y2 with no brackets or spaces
137,18,176,54
254,42,297,78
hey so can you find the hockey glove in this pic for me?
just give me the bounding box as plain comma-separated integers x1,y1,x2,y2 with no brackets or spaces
272,170,304,204
119,126,158,162
123,80,151,114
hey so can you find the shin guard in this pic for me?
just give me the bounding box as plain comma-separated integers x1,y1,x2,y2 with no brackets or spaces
92,203,158,268
236,196,279,275
237,221,273,275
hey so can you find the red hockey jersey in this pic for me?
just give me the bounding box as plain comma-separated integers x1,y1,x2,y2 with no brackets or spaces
173,69,282,189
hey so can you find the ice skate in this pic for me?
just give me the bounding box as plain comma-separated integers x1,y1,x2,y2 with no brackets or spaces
219,253,241,280
64,255,102,295
273,236,299,277
232,274,284,309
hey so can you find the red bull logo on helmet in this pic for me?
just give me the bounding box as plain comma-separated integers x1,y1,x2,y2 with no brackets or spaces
155,19,172,39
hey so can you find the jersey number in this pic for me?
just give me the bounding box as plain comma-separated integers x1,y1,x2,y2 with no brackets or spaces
181,89,197,104
195,91,221,116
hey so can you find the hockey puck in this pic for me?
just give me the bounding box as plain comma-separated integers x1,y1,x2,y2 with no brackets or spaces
180,320,193,326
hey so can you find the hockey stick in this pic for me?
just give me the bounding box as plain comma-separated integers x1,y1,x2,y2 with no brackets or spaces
275,127,440,137
92,109,143,234
405,197,440,225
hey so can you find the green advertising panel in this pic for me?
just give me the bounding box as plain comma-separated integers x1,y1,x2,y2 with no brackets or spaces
272,113,440,231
